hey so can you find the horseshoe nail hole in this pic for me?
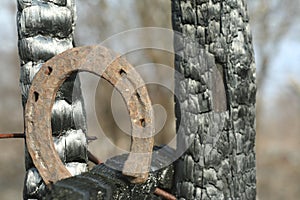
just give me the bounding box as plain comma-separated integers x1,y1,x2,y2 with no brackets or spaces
33,91,39,102
139,118,146,127
136,92,141,100
45,66,53,75
119,69,127,77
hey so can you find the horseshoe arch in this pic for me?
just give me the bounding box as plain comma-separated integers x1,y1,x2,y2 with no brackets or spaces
25,45,154,185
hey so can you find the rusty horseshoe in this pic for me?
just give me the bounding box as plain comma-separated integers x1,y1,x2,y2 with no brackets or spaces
25,45,154,185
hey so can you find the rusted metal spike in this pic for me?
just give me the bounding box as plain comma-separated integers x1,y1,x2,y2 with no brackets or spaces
154,188,177,200
87,135,97,144
0,133,25,139
25,45,154,185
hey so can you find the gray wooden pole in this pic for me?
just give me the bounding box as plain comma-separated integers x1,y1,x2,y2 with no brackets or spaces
172,0,256,199
17,0,88,199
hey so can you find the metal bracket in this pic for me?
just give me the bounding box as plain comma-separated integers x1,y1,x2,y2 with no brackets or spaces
25,45,155,185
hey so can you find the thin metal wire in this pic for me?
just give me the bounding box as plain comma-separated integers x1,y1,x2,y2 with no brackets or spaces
154,188,177,200
0,133,25,139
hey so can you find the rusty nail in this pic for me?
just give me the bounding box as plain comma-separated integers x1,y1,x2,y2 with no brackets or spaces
0,133,25,139
87,135,97,144
154,188,176,200
87,150,102,165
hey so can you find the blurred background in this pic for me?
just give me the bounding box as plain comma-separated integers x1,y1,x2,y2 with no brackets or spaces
0,0,299,199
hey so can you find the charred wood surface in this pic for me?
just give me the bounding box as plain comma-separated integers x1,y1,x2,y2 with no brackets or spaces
45,146,175,200
17,0,88,199
172,0,256,199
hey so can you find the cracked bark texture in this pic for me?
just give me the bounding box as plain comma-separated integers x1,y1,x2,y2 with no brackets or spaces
172,0,256,199
17,0,88,199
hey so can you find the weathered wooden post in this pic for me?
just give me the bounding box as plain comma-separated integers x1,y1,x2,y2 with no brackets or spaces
17,1,88,199
172,0,256,199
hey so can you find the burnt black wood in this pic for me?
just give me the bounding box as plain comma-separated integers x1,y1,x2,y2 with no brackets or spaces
171,0,256,199
45,146,175,200
17,1,88,199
